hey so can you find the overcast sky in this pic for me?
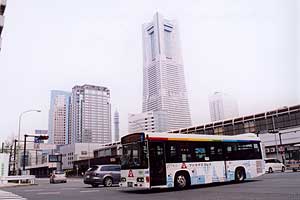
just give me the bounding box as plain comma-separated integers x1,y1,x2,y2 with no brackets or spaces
0,0,299,143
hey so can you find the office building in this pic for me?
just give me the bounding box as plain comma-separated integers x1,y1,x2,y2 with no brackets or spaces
59,143,100,170
70,84,111,144
0,0,6,51
128,110,168,133
48,90,71,145
209,92,239,122
142,13,192,130
114,110,120,142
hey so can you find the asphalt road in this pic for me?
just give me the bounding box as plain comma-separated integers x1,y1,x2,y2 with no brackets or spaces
1,172,300,200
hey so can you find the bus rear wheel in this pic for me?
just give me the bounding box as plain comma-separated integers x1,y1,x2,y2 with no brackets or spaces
175,172,190,189
235,167,246,182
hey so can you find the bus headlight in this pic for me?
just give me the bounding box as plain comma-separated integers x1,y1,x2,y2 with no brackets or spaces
121,177,126,182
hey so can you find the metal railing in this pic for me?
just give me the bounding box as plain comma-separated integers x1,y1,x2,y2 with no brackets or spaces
0,175,35,185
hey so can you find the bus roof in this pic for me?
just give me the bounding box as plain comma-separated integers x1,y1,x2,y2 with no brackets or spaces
144,132,260,142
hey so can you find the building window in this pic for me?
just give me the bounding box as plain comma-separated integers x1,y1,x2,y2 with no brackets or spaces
150,31,155,60
164,29,172,59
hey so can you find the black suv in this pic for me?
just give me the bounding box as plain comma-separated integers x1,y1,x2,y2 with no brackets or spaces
83,165,121,187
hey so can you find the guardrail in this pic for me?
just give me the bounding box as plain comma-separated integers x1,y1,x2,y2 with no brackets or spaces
0,175,35,185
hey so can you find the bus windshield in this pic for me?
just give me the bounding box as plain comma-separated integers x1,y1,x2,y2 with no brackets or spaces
121,141,148,169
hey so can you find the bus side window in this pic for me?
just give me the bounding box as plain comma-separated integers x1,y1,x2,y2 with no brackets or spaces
194,147,207,162
210,144,223,161
180,144,192,162
225,143,238,160
166,143,178,163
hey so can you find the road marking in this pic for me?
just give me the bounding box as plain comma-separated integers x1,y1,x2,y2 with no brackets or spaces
79,190,99,193
23,189,45,192
0,189,27,200
37,192,60,195
60,188,77,190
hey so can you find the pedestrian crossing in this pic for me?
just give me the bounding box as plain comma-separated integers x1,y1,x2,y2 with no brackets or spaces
0,190,27,200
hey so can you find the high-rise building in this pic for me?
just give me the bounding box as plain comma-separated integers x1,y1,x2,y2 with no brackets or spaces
70,84,111,144
114,110,120,142
0,0,7,51
209,92,239,122
128,110,168,133
48,90,71,145
142,13,192,130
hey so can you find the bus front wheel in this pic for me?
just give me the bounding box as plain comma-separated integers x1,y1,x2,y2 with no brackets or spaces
235,167,246,182
174,172,190,189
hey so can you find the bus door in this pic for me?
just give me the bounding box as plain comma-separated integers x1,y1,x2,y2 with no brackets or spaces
223,143,243,181
149,142,166,186
209,143,227,182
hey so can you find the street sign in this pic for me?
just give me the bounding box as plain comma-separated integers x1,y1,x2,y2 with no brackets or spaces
48,155,62,162
34,137,40,144
34,135,49,143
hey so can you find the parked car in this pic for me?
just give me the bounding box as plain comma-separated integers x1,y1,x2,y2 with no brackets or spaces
285,160,300,172
83,165,120,187
265,158,285,173
50,171,67,183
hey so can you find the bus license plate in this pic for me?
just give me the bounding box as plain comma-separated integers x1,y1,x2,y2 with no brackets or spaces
127,182,133,187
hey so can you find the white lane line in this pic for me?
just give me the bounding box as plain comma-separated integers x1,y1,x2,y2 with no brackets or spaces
60,188,77,190
79,190,99,193
37,192,60,195
23,189,45,192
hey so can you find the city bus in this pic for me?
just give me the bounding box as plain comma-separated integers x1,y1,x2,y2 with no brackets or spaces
119,132,264,189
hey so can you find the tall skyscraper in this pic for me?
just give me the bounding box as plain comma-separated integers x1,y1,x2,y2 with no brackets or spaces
0,0,7,51
142,13,192,130
114,110,120,142
209,92,239,122
48,90,71,145
70,84,111,144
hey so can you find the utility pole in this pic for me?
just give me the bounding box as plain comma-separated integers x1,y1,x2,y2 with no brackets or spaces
1,142,4,153
17,109,41,175
36,150,38,165
13,139,17,175
8,144,13,175
23,134,28,173
272,115,279,160
279,133,285,164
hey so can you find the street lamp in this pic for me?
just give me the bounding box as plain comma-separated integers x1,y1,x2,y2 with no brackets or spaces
271,115,279,160
16,109,41,174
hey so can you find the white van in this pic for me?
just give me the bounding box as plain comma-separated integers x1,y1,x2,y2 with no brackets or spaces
265,158,285,173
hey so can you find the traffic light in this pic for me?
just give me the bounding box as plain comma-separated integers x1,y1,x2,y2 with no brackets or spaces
34,135,49,143
38,135,49,140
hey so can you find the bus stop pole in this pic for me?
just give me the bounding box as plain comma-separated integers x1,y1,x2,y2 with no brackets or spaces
279,133,285,164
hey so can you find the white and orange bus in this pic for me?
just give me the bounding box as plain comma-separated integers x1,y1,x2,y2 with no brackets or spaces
119,132,264,189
